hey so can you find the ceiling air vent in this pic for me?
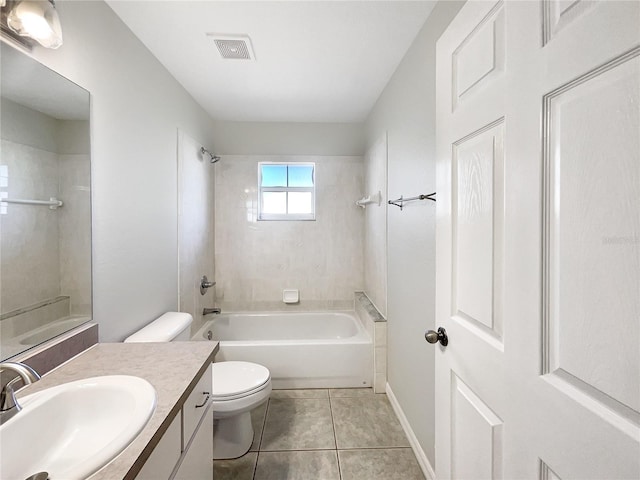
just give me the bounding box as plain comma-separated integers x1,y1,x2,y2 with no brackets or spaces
208,34,255,61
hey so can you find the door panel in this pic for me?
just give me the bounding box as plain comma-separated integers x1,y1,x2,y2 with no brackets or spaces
543,51,640,416
451,374,503,480
436,1,640,479
436,2,507,479
452,2,505,110
452,121,504,343
542,0,598,45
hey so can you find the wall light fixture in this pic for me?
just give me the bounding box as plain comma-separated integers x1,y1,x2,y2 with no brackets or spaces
3,0,62,49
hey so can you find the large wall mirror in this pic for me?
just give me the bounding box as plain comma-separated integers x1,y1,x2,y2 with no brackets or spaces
0,43,92,360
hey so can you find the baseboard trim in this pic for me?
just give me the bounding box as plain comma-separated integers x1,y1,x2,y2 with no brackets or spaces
386,382,436,480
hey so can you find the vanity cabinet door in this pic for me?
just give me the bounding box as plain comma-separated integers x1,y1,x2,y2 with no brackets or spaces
136,414,181,480
135,364,213,480
173,404,214,480
183,363,212,446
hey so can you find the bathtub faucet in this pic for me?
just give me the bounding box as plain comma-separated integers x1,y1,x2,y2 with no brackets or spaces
203,307,221,315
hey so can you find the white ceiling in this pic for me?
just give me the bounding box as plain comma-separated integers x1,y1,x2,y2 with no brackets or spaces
106,1,436,123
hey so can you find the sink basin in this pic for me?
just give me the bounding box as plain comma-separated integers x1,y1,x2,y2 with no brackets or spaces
0,375,156,480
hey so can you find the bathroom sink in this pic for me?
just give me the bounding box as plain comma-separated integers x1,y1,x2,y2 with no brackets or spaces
0,375,156,480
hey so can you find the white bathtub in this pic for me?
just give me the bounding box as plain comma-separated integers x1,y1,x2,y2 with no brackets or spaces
193,311,373,389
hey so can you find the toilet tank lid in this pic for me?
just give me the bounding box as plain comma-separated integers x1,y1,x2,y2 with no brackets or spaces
124,312,193,343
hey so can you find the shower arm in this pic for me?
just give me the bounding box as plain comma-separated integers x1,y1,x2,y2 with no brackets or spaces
201,147,220,164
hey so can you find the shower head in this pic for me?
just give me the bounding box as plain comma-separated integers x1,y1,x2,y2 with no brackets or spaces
201,147,220,164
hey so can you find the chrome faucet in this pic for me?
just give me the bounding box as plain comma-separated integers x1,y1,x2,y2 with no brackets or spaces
203,307,221,315
0,362,41,425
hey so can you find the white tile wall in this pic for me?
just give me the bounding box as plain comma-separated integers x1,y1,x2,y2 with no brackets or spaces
354,292,387,393
214,155,364,311
1,140,61,313
363,133,388,317
59,153,92,316
178,131,215,336
1,118,91,318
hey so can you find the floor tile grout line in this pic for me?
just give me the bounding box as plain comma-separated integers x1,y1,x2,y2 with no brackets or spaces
337,446,415,451
271,388,330,400
256,446,414,453
252,398,270,480
328,395,343,480
258,447,337,452
257,398,270,451
252,451,260,480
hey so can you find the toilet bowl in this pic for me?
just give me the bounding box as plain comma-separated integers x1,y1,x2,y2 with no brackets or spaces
124,312,272,461
211,361,272,459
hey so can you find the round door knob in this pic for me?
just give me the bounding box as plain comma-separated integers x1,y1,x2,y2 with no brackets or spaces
425,327,448,346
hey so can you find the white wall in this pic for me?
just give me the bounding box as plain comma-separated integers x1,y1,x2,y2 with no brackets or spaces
211,121,365,156
26,1,217,341
215,154,364,311
365,0,464,468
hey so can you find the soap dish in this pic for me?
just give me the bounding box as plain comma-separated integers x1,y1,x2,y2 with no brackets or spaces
282,289,299,304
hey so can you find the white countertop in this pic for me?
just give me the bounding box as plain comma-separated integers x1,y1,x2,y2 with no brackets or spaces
17,341,219,480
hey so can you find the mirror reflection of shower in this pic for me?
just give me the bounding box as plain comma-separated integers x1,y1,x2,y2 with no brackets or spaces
0,43,92,361
201,147,220,164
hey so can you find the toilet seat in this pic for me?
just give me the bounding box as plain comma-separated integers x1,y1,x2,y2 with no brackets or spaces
212,361,271,400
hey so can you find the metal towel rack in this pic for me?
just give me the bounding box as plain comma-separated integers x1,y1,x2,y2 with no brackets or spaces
388,192,436,210
2,197,63,210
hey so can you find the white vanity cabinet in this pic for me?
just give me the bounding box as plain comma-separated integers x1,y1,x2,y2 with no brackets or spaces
136,363,213,480
174,406,214,479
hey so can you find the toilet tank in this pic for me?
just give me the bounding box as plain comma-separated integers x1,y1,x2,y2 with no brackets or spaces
124,312,193,343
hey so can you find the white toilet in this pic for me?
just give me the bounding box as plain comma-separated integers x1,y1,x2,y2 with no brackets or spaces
123,311,193,343
210,360,271,459
124,312,272,460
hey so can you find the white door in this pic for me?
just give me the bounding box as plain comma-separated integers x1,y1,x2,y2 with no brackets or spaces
435,1,639,479
178,130,215,326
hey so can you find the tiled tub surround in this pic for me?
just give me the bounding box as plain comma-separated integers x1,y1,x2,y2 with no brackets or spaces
13,342,218,480
214,388,425,480
214,155,364,312
1,100,91,362
0,102,91,317
194,311,373,389
57,146,92,316
363,133,388,318
355,292,387,393
0,139,61,313
0,296,90,360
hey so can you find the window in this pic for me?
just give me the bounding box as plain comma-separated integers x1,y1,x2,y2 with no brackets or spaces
258,162,315,220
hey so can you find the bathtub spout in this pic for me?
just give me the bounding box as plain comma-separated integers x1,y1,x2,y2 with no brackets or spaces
203,307,221,315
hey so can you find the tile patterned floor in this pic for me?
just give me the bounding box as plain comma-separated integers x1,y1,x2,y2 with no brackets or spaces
213,388,425,480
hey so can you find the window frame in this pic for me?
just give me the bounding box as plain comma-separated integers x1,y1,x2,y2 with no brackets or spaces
258,162,316,221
